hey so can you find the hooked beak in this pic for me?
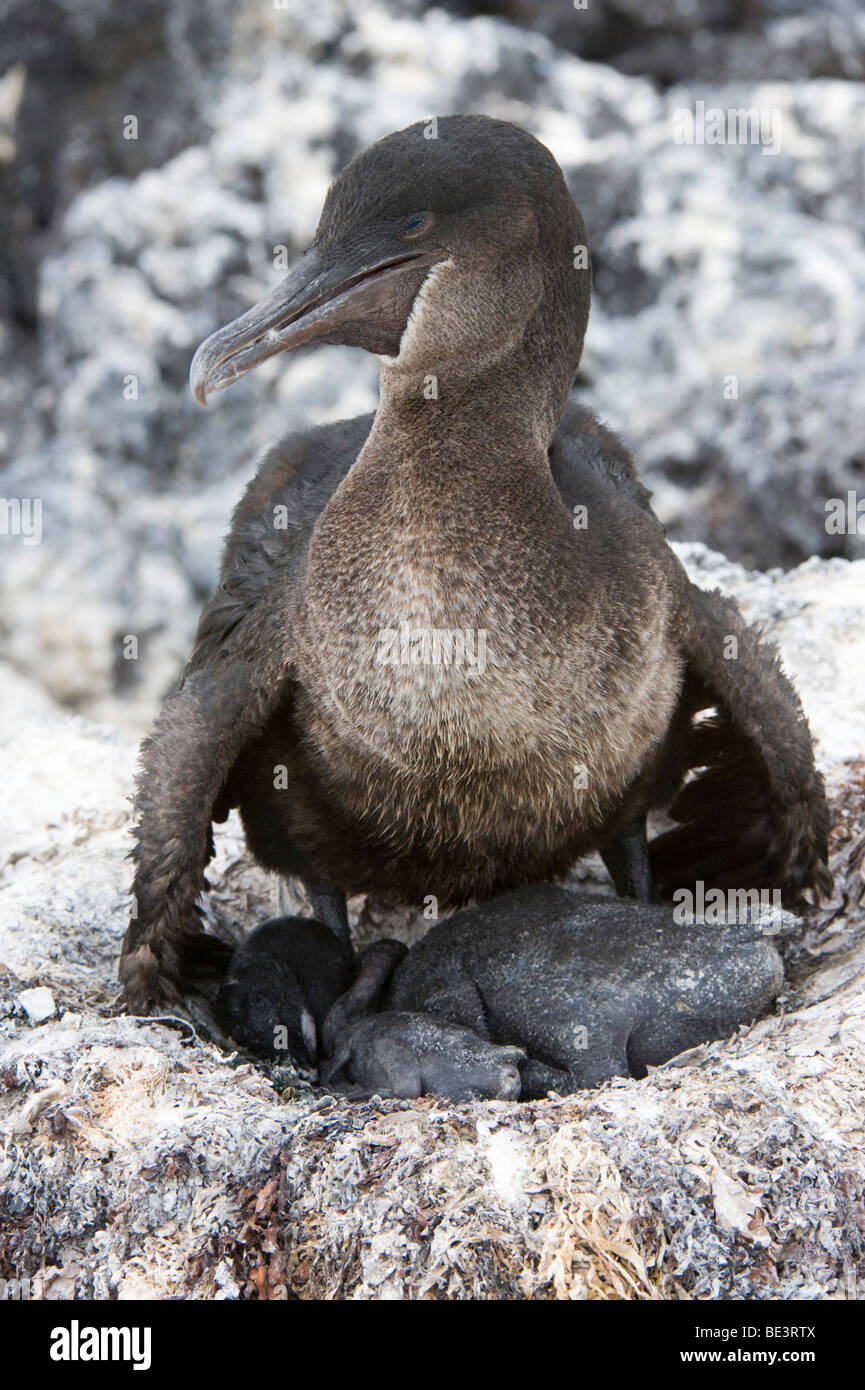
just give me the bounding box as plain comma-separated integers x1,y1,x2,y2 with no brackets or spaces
190,243,443,405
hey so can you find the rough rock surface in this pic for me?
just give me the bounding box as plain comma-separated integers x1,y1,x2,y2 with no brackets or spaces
1,549,863,1300
440,0,865,85
2,0,864,733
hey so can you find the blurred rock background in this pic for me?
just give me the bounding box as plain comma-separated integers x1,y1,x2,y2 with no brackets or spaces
1,0,864,732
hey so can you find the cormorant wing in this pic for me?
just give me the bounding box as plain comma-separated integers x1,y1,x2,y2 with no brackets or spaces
650,581,832,904
185,413,375,676
121,414,374,1009
548,403,831,904
548,402,659,519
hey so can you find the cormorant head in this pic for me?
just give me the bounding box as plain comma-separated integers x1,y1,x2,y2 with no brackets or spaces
218,955,318,1065
217,917,350,1066
190,115,589,409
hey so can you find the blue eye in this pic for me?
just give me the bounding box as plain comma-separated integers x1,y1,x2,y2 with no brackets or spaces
405,215,426,232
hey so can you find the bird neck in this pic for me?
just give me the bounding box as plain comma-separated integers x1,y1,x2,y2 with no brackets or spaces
374,240,587,464
375,345,565,475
